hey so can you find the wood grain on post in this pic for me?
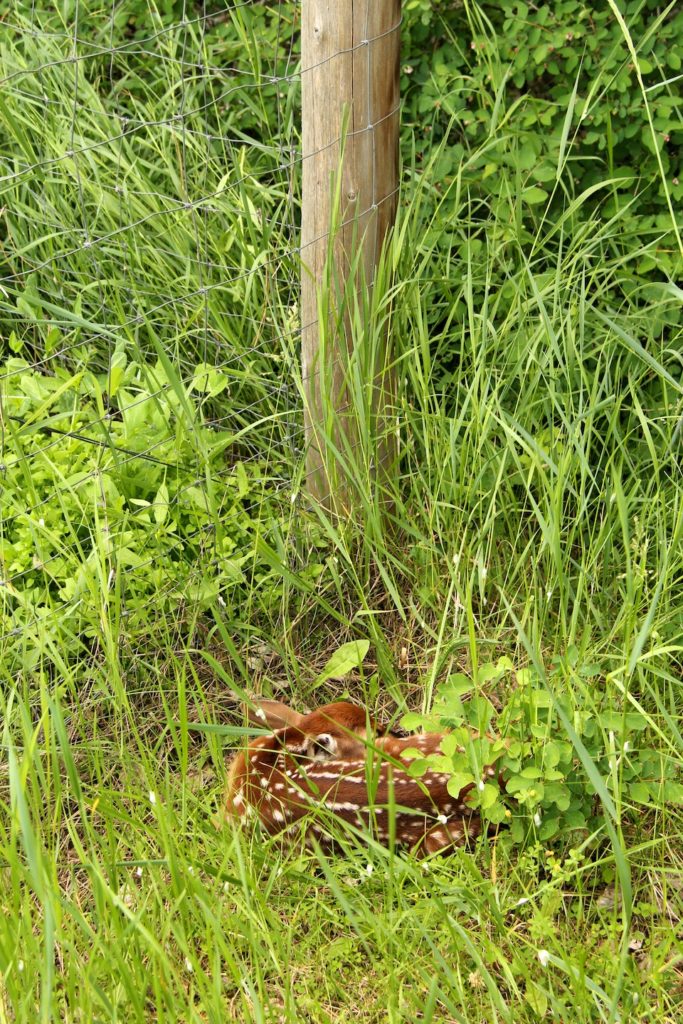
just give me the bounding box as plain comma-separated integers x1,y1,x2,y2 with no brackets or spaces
300,0,400,509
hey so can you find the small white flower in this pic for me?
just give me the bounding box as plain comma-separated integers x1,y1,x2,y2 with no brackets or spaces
538,949,550,968
478,780,485,792
136,866,143,878
623,741,630,753
364,863,373,877
148,791,156,805
533,812,542,828
38,518,45,527
437,813,448,824
185,957,193,973
187,866,194,875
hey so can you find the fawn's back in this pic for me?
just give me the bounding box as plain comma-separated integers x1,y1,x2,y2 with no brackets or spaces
227,699,497,855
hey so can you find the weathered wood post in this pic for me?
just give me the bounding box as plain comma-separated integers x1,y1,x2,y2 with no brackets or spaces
300,0,401,509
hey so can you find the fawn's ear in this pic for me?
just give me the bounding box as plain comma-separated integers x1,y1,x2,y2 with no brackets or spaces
244,698,305,731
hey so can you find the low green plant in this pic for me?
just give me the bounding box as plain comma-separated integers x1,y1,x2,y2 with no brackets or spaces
401,0,682,392
401,653,683,845
0,356,276,664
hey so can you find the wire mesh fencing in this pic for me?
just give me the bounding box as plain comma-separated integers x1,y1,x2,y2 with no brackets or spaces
0,0,404,670
0,1,307,664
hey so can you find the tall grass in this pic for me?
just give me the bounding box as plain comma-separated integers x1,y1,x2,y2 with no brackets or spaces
1,3,682,1022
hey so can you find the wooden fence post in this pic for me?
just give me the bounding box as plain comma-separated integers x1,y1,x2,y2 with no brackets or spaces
300,0,400,509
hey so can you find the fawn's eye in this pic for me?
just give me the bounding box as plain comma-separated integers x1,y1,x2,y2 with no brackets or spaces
387,725,410,738
306,733,337,759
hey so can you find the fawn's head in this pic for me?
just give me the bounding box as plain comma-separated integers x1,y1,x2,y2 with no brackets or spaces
246,699,380,761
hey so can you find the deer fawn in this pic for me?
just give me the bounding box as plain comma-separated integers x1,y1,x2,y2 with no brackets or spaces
226,699,500,856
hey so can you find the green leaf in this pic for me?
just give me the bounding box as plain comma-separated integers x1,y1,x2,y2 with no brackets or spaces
400,712,427,732
479,783,499,810
440,733,463,757
478,662,505,683
485,801,509,825
525,982,548,1018
523,186,548,205
154,482,169,525
313,640,370,686
662,781,683,804
437,672,473,698
447,773,475,798
539,816,559,841
108,344,128,398
629,782,651,804
599,711,648,732
543,741,561,769
544,782,571,811
511,818,525,843
234,461,249,498
192,362,230,397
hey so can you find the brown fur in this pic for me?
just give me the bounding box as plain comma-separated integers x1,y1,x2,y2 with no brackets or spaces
226,700,495,855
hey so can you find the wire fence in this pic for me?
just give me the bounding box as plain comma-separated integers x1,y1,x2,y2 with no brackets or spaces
0,0,387,659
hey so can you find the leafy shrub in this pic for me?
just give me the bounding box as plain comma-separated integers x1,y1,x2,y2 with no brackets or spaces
0,354,275,665
403,1,681,245
401,653,683,845
401,0,682,387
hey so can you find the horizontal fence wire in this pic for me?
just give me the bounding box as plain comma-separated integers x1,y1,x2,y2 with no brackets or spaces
0,1,401,657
